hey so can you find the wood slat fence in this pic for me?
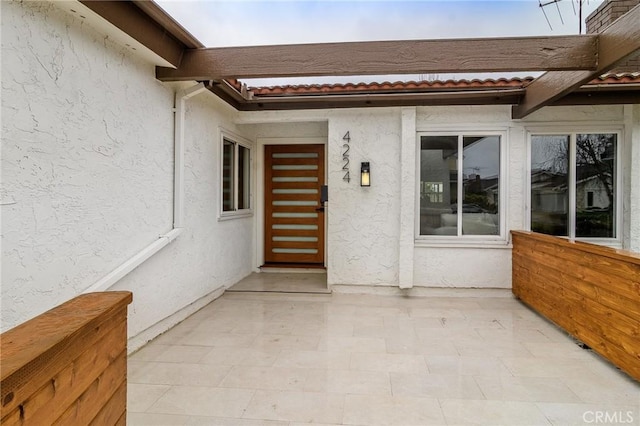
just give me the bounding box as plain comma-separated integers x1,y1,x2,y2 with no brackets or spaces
512,231,640,381
1,292,133,425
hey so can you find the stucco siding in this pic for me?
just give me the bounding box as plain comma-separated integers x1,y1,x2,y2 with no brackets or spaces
327,109,402,286
1,1,254,342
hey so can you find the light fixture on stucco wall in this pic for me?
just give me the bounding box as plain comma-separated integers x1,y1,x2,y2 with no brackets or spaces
360,162,370,187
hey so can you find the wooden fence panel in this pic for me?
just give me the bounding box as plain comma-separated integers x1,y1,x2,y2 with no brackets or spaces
512,231,640,381
1,292,133,425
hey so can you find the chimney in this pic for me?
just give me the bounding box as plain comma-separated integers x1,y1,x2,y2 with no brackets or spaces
586,0,640,73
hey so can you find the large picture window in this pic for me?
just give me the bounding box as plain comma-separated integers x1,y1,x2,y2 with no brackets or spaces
220,131,251,218
530,132,618,240
419,133,502,239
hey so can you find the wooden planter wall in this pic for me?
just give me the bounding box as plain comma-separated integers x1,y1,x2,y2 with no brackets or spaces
512,231,640,381
1,292,133,425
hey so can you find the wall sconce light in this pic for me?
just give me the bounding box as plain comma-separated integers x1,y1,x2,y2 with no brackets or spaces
360,162,370,187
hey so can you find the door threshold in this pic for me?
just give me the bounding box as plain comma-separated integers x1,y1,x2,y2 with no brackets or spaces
260,263,326,274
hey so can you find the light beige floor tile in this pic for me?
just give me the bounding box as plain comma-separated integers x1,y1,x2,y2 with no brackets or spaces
562,371,640,405
146,386,255,417
127,383,170,412
318,336,387,353
200,347,281,367
349,352,428,374
390,372,484,399
127,278,638,425
408,307,467,319
425,355,510,377
520,340,594,358
128,361,232,386
220,365,308,391
242,390,344,423
251,334,320,351
150,344,212,363
128,344,172,362
440,399,552,425
304,368,392,395
128,412,203,425
176,330,258,347
475,374,582,403
537,402,640,426
500,356,601,379
453,335,535,357
342,394,445,425
274,349,351,370
128,412,288,426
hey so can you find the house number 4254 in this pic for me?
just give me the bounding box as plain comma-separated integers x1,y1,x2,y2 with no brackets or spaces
342,131,350,183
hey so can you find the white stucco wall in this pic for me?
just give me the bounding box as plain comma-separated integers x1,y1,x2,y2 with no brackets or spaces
240,103,635,290
1,1,254,341
326,109,402,286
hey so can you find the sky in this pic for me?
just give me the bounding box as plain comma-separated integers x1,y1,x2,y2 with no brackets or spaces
154,0,605,86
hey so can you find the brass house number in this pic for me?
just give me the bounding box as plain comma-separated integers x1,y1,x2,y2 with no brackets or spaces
342,131,350,183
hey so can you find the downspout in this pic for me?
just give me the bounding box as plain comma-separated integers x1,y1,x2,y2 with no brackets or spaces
83,82,207,293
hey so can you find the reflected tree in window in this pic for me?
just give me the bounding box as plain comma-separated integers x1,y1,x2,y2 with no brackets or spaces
575,134,616,238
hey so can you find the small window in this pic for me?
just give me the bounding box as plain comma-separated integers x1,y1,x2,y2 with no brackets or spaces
530,132,618,240
220,131,252,218
418,133,503,240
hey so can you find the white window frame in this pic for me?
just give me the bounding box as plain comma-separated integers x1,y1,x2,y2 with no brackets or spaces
219,129,253,221
415,130,508,246
526,127,622,247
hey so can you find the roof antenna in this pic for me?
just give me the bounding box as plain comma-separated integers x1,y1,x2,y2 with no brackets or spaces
538,0,564,31
539,0,555,30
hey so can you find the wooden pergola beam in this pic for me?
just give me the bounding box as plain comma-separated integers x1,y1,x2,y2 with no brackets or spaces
156,36,598,81
79,0,202,67
512,4,640,119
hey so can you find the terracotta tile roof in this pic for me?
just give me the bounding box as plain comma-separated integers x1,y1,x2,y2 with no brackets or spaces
239,73,640,97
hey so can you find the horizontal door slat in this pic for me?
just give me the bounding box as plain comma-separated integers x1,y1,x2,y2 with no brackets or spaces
271,157,319,166
271,193,318,201
271,228,318,237
271,205,319,213
271,241,319,249
271,217,318,225
272,181,318,190
271,169,319,178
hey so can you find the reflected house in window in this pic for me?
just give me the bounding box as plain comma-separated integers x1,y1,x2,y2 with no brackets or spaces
419,134,501,237
530,133,617,238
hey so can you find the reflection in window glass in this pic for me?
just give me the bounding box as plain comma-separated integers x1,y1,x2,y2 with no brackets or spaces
530,135,569,236
238,145,250,210
462,136,500,235
575,134,616,238
222,139,234,212
419,136,458,235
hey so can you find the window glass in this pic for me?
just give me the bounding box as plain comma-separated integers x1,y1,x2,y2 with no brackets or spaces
575,133,616,238
530,133,617,240
420,136,458,235
238,145,250,210
222,139,234,212
462,136,500,236
530,135,569,236
419,134,503,238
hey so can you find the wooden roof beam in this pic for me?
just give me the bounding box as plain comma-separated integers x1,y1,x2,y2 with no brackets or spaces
79,0,202,67
512,4,640,119
156,35,597,81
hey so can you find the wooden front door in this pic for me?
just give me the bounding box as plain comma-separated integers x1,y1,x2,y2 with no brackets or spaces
264,144,325,265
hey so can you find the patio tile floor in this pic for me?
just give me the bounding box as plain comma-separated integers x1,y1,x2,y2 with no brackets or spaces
128,275,639,425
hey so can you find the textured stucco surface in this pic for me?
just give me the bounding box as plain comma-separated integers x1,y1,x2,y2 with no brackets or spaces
1,1,254,336
326,109,402,286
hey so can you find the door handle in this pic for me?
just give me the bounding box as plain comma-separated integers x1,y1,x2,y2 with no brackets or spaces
315,207,325,212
